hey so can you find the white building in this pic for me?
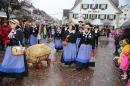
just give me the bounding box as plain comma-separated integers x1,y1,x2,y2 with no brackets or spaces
69,0,122,29
119,4,130,26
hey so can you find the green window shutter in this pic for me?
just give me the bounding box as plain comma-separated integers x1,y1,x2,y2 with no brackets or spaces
107,15,109,19
73,14,75,18
99,4,101,9
114,15,116,19
87,4,89,9
87,14,88,18
90,4,92,9
95,14,97,19
98,14,100,19
82,4,83,9
104,15,106,19
96,4,98,9
89,14,91,19
106,4,108,9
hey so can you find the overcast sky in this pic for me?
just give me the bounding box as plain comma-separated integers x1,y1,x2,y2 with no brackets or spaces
33,0,130,20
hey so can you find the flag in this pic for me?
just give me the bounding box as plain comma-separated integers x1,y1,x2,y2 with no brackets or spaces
93,0,97,8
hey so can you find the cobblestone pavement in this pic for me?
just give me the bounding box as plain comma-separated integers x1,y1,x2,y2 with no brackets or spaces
0,37,124,86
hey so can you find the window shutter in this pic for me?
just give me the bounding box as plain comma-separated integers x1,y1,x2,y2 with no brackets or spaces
114,15,116,19
99,4,101,9
87,14,88,18
98,14,100,19
95,14,97,19
106,4,108,9
90,4,92,9
104,15,106,19
87,4,89,9
107,15,109,19
96,4,98,9
82,4,83,9
73,14,74,18
89,14,91,19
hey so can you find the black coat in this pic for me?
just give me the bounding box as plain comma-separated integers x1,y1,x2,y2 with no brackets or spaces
9,29,24,46
63,30,77,43
61,27,68,40
23,26,30,38
30,26,39,36
54,30,62,39
76,30,83,38
78,32,94,48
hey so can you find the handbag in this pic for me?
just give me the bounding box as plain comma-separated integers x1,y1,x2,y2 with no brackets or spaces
11,41,25,56
37,34,41,40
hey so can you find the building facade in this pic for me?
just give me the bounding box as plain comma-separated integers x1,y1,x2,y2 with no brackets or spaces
119,4,130,26
69,0,122,29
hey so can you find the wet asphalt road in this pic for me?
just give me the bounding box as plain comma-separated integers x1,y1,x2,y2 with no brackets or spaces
0,36,125,86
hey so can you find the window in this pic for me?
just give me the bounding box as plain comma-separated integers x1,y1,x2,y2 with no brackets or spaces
90,4,98,9
124,18,126,20
90,14,97,19
124,14,127,16
107,14,116,20
82,4,89,9
109,15,114,19
82,14,88,18
99,4,107,10
100,14,105,19
73,14,79,19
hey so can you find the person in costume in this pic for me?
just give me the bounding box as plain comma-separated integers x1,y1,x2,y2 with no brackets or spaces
76,26,83,53
0,19,28,85
61,23,77,67
54,26,63,52
94,26,100,47
118,39,130,80
1,21,11,51
30,20,39,46
61,24,68,41
75,25,94,71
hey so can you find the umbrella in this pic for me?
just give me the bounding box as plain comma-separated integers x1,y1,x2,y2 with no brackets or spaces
120,20,130,28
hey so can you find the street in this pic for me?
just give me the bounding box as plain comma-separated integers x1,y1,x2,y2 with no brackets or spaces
0,36,124,86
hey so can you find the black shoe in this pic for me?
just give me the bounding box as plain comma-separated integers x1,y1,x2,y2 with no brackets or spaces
0,77,3,86
76,67,82,71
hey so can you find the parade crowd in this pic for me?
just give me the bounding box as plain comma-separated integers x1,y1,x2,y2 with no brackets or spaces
0,18,130,85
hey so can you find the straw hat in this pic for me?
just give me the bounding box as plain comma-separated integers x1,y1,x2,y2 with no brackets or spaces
83,25,90,29
8,19,21,27
68,23,75,27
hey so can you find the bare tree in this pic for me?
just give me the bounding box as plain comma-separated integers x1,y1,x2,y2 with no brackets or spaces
101,20,113,27
0,0,31,20
84,19,94,24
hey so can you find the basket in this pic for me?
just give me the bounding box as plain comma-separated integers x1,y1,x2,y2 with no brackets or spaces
11,46,25,56
62,41,68,46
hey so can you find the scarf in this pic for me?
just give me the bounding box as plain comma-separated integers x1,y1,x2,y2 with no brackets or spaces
8,28,22,38
83,30,91,38
68,29,75,34
57,30,61,34
32,26,37,30
95,30,98,33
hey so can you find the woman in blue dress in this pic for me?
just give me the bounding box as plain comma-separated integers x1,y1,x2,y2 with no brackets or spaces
0,19,28,85
75,25,94,71
76,26,83,53
54,26,63,52
30,20,39,46
61,23,77,67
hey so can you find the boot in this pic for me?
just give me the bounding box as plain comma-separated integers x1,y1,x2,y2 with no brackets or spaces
0,77,3,86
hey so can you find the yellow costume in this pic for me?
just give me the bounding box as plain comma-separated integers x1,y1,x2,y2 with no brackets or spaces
118,39,130,64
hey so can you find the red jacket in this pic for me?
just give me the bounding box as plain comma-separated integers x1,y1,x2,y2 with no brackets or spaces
1,25,11,41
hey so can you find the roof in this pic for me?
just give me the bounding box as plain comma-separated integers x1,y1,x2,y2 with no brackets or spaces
111,0,119,7
119,4,127,10
74,0,119,7
74,0,80,6
71,0,121,13
63,9,69,17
